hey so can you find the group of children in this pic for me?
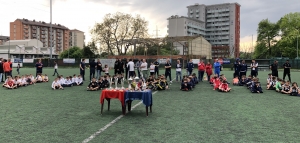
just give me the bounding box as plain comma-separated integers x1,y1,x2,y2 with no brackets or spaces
232,75,263,93
266,73,300,96
180,73,198,91
86,75,120,91
2,73,49,89
209,74,231,92
51,74,83,90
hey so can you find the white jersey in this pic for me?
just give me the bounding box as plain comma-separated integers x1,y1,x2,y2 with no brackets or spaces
72,77,78,83
77,77,83,84
127,61,135,71
59,78,65,85
150,65,155,72
52,81,60,88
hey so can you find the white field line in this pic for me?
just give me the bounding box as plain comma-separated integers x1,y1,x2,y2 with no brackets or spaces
82,91,158,143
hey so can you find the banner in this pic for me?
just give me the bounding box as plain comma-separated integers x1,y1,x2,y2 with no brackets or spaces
12,63,23,68
23,59,34,63
99,59,116,68
192,59,200,64
158,59,172,64
13,58,23,63
63,58,75,64
81,59,89,63
222,59,231,64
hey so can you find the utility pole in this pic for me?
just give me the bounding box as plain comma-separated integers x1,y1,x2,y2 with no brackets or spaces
297,35,299,59
153,25,160,38
50,0,53,59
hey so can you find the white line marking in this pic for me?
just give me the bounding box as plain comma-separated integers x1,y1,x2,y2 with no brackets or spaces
82,91,158,143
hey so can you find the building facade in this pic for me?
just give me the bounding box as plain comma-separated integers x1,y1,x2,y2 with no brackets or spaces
10,19,70,53
0,36,9,45
69,29,85,49
168,3,240,58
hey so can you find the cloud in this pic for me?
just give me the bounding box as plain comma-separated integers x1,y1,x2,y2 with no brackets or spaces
0,0,300,47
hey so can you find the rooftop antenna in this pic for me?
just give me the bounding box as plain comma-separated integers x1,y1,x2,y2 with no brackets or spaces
153,25,160,38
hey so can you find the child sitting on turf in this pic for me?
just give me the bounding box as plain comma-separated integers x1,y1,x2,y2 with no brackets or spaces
213,76,221,90
275,78,283,92
21,75,28,86
4,77,17,89
232,76,239,85
104,65,109,75
281,80,291,94
181,78,191,91
97,77,104,89
267,73,272,85
102,75,109,88
220,74,230,84
192,73,199,84
267,76,276,90
219,80,231,92
29,74,36,84
36,73,43,83
210,74,217,85
72,74,77,85
239,75,247,86
251,82,263,93
51,78,64,90
15,76,22,87
43,74,49,82
289,82,300,96
59,75,66,87
26,75,33,85
76,75,83,85
157,77,169,90
63,77,73,87
87,78,98,91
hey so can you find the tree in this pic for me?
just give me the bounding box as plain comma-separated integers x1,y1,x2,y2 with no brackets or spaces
278,12,300,58
91,12,149,55
255,19,279,57
82,42,100,58
59,46,83,58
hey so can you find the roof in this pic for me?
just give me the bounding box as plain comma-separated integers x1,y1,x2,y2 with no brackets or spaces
167,16,205,23
0,36,9,40
70,29,84,33
16,19,69,30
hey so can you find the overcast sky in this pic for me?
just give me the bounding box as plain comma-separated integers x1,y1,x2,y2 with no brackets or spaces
0,0,299,50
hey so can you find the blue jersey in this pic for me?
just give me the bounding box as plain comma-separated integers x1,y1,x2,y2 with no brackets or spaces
214,62,221,71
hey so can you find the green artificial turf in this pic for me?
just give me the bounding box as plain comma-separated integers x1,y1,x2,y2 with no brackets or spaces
1,68,300,142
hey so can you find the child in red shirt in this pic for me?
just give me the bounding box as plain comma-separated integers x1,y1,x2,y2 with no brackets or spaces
219,80,231,92
4,77,16,89
213,76,221,90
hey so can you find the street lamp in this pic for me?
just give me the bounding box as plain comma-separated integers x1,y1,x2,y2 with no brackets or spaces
7,37,10,58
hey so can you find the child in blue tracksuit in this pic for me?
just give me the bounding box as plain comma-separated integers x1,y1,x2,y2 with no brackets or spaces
214,59,221,77
186,59,194,75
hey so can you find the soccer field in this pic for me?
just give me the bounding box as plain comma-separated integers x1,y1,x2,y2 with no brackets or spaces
1,68,300,142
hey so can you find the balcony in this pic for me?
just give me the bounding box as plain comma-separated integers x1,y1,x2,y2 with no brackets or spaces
32,30,37,34
190,11,193,14
32,26,37,30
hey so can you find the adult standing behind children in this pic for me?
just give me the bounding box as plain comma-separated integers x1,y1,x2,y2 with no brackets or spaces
154,59,160,77
114,58,120,75
80,59,86,81
0,58,3,82
140,59,148,79
135,59,142,77
176,59,182,82
3,59,10,79
53,61,59,76
8,59,12,76
250,59,258,77
165,58,172,83
233,59,240,78
213,59,221,77
89,59,97,81
119,59,125,75
96,59,102,79
186,59,194,75
35,59,43,76
283,60,291,82
124,59,129,79
127,59,135,78
205,61,212,82
239,60,247,78
198,60,205,82
270,60,278,77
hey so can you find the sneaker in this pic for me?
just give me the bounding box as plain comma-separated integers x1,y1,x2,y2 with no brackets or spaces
170,81,173,83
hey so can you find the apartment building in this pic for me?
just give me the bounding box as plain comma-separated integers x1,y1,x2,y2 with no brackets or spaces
0,36,9,45
9,18,70,53
168,3,240,58
69,29,85,49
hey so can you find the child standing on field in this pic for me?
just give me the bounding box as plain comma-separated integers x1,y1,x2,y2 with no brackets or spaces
17,62,20,75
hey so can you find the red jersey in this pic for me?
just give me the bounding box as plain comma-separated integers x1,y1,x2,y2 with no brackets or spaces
220,83,229,90
7,80,14,87
205,64,212,76
210,78,214,83
214,78,221,89
198,62,205,71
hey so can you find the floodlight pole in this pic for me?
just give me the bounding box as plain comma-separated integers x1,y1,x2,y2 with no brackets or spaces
297,35,299,59
50,0,53,59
